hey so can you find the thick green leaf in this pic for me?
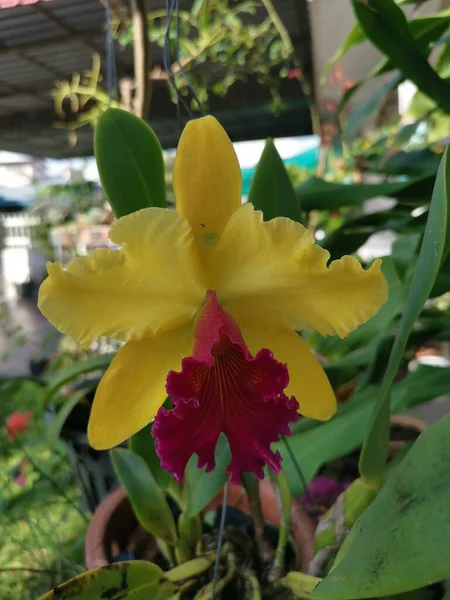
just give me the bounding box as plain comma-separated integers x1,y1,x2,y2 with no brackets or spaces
95,108,166,218
43,354,113,403
359,146,450,489
381,149,441,176
297,175,433,212
351,0,450,112
129,423,171,492
183,434,231,518
248,138,301,222
39,561,175,599
111,448,177,545
311,414,450,599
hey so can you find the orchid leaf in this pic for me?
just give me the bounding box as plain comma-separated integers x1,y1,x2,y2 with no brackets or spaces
95,108,166,218
359,146,450,490
312,414,450,599
129,423,171,492
248,138,301,222
111,448,177,545
38,561,176,599
350,0,450,112
183,433,231,518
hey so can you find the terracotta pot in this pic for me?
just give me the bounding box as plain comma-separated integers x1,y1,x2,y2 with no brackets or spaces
388,414,428,458
85,480,315,572
85,487,159,569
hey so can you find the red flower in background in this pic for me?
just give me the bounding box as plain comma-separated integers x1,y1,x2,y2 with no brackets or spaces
6,410,32,441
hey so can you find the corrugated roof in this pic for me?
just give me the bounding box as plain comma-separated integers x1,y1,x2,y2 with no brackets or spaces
0,0,314,157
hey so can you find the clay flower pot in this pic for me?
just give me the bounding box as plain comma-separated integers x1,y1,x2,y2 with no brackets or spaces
85,480,315,572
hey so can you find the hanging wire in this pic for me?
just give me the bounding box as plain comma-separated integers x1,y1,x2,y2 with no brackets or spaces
163,0,205,124
164,0,194,121
173,0,205,116
105,0,118,97
211,481,228,600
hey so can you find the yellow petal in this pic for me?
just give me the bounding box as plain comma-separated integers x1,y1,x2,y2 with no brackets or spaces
241,326,336,420
38,208,205,346
88,325,194,449
174,116,242,244
214,204,388,338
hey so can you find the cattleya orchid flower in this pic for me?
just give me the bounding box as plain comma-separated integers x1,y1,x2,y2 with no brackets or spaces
38,117,387,484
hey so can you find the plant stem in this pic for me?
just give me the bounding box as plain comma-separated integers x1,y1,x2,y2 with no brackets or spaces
194,565,237,600
268,470,292,582
241,473,272,561
244,570,262,599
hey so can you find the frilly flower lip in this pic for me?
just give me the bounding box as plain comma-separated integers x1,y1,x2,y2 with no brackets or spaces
153,291,299,484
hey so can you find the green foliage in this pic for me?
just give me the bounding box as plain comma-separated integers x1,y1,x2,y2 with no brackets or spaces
110,448,177,545
281,364,450,496
39,561,176,600
248,138,301,222
119,0,294,111
95,108,166,218
311,414,450,599
359,146,450,490
183,434,230,518
129,423,172,492
350,0,450,112
43,353,113,405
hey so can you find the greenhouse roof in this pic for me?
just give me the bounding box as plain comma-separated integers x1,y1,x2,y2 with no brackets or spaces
0,0,314,158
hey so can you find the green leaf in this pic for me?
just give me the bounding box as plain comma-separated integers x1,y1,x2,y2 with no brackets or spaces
248,138,301,222
95,108,166,218
351,0,450,112
311,414,450,599
47,387,96,445
345,73,402,137
38,561,176,599
297,175,433,211
43,354,113,404
111,448,177,545
359,146,450,490
184,434,231,518
129,423,171,492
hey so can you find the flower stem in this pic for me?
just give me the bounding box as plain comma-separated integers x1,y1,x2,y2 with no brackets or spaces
268,470,292,582
241,473,272,561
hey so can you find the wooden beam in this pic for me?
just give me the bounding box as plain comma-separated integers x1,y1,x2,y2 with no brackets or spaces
130,0,151,118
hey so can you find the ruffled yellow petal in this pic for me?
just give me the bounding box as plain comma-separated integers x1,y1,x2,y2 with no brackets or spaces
38,208,205,346
214,204,388,338
174,116,242,244
88,325,194,449
241,326,336,420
